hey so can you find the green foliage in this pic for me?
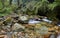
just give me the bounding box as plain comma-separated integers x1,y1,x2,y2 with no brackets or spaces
0,2,3,9
0,0,18,16
0,5,17,16
0,0,60,20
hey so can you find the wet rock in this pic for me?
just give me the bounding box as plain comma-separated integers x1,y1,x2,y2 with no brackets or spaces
1,30,6,33
24,33,30,38
11,14,19,22
12,23,25,31
0,18,4,21
57,22,60,26
15,28,25,32
13,32,18,38
35,24,41,29
10,13,18,18
28,19,40,24
17,20,24,24
57,32,60,38
4,35,9,38
42,17,52,23
3,16,12,26
4,16,12,22
0,21,4,25
0,16,5,21
50,34,56,38
2,25,11,32
13,16,19,20
36,25,48,35
19,15,28,21
18,15,29,24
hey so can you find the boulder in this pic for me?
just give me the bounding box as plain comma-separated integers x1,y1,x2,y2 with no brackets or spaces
19,15,28,21
42,18,52,23
12,23,25,31
28,19,40,24
36,25,48,35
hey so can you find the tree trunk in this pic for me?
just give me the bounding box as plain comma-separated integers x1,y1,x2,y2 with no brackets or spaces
17,0,20,6
9,0,12,5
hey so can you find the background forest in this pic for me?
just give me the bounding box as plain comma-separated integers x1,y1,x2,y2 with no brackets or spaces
0,0,60,21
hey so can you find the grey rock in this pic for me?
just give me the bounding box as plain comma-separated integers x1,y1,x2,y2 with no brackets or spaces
12,23,25,31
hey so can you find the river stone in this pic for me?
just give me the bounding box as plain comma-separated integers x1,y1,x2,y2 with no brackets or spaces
42,18,52,23
19,15,28,21
36,25,48,35
28,19,40,24
50,34,56,38
0,18,4,21
12,23,25,30
57,34,60,38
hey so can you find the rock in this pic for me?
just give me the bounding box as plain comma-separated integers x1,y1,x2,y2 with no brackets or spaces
19,15,28,21
12,23,25,31
42,18,52,23
4,35,9,38
4,16,12,22
57,24,60,26
2,16,13,26
57,33,60,38
50,34,56,38
0,21,3,25
28,19,40,24
1,30,6,33
13,32,18,36
0,18,4,21
36,25,48,35
13,16,19,20
10,13,18,18
13,32,18,38
35,24,41,29
42,18,51,22
2,25,11,32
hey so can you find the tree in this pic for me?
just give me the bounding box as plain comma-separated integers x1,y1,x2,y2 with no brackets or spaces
9,0,12,5
17,0,20,6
